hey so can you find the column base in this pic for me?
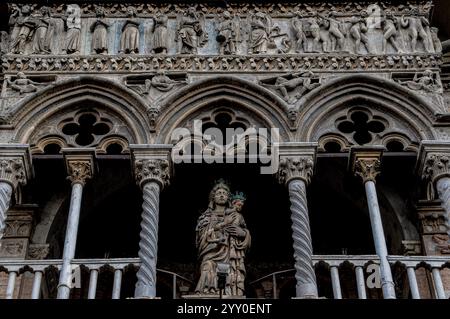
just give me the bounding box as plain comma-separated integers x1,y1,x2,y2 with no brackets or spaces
134,283,156,299
296,283,318,299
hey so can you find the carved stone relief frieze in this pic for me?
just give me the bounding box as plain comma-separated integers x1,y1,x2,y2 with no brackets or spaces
1,2,438,58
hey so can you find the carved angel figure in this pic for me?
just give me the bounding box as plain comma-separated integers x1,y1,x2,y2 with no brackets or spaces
7,72,39,95
176,7,208,54
399,70,441,93
216,11,240,55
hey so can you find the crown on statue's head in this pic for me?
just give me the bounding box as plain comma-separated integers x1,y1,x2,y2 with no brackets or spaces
232,191,246,202
213,178,231,192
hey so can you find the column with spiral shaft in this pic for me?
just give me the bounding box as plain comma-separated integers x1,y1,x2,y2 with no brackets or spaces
0,146,32,242
277,143,318,299
132,145,172,299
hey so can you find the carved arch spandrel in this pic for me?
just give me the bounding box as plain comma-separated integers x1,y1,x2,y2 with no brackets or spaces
296,74,438,143
8,77,152,145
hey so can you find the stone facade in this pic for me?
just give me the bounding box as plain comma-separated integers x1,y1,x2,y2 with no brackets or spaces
0,1,449,299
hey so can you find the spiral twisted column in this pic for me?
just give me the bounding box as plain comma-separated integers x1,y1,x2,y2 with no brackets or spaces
277,144,318,299
132,145,172,299
0,145,32,242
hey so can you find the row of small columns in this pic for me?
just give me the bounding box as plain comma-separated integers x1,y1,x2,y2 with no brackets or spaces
0,141,449,299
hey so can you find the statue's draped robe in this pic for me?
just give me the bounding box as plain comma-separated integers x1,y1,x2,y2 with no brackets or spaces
195,208,250,296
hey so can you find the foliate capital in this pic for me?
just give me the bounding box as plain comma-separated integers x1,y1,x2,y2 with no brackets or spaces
62,148,95,186
278,156,315,185
422,154,450,184
130,144,173,189
276,143,317,186
67,160,93,186
134,159,171,189
0,145,33,189
350,147,384,184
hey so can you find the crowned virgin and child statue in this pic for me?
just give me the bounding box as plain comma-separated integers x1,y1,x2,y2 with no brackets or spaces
193,180,251,297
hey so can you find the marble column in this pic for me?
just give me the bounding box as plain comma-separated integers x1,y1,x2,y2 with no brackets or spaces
57,149,95,299
0,145,33,242
419,141,450,239
350,147,396,299
131,145,172,299
277,143,318,299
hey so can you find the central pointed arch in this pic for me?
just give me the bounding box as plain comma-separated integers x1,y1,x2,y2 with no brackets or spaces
156,76,293,144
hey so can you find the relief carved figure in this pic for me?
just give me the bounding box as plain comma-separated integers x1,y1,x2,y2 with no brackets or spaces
261,71,320,104
382,11,404,54
10,5,36,54
347,11,370,54
216,11,240,55
400,8,433,53
291,12,307,53
151,14,168,54
430,27,442,53
398,70,441,93
249,12,272,54
90,6,110,54
7,72,39,95
144,70,186,92
0,31,9,54
32,6,54,54
63,4,82,55
120,7,140,54
176,7,207,54
319,11,346,53
195,181,250,296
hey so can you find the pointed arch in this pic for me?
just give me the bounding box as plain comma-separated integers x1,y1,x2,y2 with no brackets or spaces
156,76,293,144
10,76,152,145
297,74,438,143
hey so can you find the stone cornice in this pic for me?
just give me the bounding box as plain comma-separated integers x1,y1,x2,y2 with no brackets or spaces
62,148,95,186
2,54,442,74
130,144,172,189
349,146,385,184
0,144,33,189
276,142,317,186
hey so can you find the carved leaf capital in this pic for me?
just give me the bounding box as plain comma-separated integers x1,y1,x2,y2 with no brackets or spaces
0,157,27,189
67,161,93,186
422,154,450,183
277,156,314,186
134,159,171,189
354,158,381,184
